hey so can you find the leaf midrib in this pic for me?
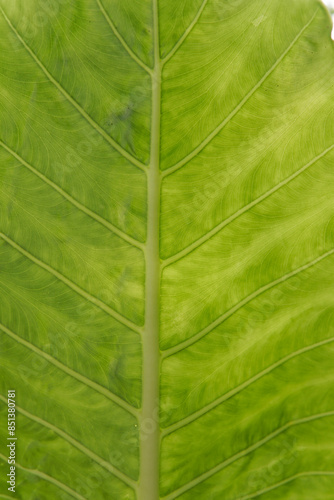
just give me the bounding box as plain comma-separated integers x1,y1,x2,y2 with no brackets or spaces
138,0,161,497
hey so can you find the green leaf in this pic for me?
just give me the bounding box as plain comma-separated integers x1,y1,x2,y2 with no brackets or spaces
0,0,334,499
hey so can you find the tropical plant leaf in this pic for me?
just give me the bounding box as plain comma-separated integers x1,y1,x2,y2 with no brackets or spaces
0,0,334,499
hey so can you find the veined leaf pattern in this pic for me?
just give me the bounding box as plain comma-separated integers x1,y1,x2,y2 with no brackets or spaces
0,0,333,499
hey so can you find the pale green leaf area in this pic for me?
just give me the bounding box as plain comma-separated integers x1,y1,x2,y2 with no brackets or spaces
0,0,334,499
